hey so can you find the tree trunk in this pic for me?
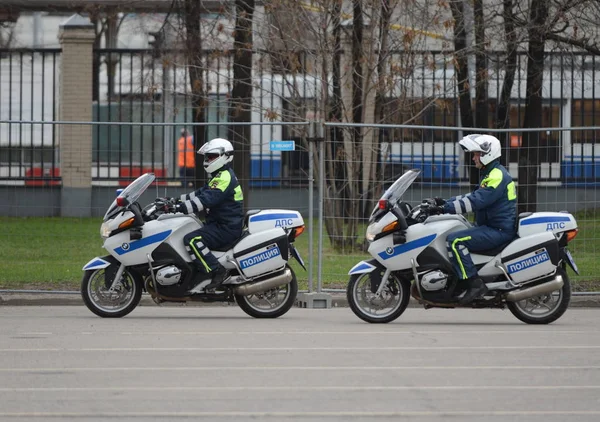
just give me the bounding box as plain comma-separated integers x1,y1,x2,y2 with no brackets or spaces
324,0,345,247
229,0,254,207
473,0,488,129
496,0,517,166
345,0,365,248
371,0,392,222
184,0,207,188
519,0,548,214
450,0,477,186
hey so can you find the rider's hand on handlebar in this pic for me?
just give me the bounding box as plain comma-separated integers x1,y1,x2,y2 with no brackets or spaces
155,197,175,213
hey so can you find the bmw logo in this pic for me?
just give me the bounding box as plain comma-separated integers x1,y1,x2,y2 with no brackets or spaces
385,247,394,255
121,243,130,251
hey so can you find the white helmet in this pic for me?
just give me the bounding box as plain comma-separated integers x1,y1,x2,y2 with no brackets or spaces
458,134,501,166
197,138,234,174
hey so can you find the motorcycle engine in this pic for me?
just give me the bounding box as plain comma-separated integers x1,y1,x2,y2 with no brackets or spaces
420,270,448,291
155,266,182,286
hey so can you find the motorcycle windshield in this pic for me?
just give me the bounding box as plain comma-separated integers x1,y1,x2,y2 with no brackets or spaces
103,173,156,220
369,169,421,220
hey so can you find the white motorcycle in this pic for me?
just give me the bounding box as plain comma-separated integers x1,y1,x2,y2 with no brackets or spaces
347,169,579,324
81,173,306,318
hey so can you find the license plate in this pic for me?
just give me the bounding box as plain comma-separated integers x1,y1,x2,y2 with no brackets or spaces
564,249,579,275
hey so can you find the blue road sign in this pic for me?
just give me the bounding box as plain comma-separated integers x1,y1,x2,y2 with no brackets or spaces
270,140,296,151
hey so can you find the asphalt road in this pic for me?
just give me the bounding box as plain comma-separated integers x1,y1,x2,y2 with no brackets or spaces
0,306,599,421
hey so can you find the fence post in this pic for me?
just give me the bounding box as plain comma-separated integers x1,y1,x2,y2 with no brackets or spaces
58,14,95,217
296,122,332,309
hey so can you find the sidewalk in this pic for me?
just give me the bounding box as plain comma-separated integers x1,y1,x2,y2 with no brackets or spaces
1,291,599,308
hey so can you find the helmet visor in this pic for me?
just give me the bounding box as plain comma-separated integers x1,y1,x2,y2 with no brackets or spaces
205,152,220,162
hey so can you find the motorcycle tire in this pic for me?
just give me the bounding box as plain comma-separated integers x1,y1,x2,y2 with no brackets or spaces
507,267,571,325
347,272,411,324
235,266,298,319
81,267,143,318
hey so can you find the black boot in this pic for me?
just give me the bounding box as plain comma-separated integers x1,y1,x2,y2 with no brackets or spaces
204,265,228,290
458,277,488,305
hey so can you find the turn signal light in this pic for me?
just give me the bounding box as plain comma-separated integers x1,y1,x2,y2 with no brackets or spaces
118,217,135,229
293,225,305,238
382,221,398,233
565,229,579,242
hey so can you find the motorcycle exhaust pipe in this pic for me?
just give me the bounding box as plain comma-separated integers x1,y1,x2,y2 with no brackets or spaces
233,268,293,296
506,275,564,302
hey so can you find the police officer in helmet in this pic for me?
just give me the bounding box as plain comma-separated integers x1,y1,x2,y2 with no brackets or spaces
172,138,244,291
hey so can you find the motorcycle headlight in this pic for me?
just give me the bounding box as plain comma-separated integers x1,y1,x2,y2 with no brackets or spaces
365,223,378,242
100,222,111,239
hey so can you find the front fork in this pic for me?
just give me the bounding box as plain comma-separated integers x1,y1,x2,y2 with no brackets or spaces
107,264,126,292
374,268,392,296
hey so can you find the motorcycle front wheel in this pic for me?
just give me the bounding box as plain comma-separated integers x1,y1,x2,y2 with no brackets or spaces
81,267,143,318
235,266,298,319
347,272,411,323
507,267,571,325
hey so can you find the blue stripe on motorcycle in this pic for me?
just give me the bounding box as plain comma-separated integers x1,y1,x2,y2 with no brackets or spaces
249,213,298,222
350,262,375,273
520,216,571,225
377,234,437,260
83,258,109,270
114,230,172,255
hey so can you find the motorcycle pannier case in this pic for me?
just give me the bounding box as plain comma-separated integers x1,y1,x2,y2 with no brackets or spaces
233,228,289,278
501,231,559,283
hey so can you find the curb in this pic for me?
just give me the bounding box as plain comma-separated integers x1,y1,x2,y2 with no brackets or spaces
1,292,599,308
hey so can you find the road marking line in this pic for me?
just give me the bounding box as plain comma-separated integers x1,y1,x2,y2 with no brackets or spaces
1,366,599,372
1,411,600,417
2,346,600,352
2,386,600,392
113,330,600,335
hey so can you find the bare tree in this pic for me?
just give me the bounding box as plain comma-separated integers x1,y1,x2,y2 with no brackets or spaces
229,0,254,201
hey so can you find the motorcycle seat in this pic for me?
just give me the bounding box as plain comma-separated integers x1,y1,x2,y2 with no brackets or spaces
475,238,513,257
212,230,249,252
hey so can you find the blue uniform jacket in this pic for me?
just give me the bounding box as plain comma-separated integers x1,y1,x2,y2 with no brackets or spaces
179,164,244,235
443,160,517,233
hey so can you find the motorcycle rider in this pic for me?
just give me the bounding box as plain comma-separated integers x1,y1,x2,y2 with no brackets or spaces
436,134,517,305
171,137,244,291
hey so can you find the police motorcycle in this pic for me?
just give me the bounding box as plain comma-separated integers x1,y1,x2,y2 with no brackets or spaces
81,173,306,318
347,169,579,324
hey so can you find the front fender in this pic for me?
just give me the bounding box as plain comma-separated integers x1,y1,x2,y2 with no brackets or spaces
82,256,114,271
348,259,382,275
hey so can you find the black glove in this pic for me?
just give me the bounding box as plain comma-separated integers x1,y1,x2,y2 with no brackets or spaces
173,202,185,214
433,197,446,206
431,205,445,215
155,197,175,213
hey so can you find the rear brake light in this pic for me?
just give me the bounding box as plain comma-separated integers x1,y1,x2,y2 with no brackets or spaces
378,199,388,210
565,229,578,242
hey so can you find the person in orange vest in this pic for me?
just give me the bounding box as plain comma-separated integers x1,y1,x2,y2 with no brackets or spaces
178,128,195,187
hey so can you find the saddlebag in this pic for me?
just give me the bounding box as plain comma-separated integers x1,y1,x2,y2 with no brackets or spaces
501,232,559,283
233,228,289,278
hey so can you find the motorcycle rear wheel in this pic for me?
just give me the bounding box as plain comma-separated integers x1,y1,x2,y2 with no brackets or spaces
81,267,142,318
347,272,411,323
507,267,571,325
235,266,298,318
